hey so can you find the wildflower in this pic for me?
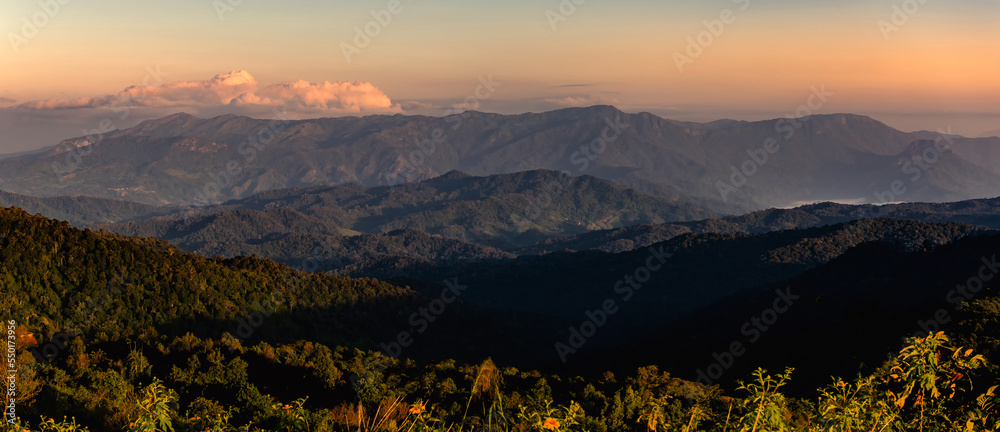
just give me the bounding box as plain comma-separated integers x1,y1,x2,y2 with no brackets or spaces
409,403,426,415
543,417,560,430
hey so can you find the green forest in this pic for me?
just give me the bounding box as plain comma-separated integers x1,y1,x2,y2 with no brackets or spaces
6,327,1000,431
5,206,1000,431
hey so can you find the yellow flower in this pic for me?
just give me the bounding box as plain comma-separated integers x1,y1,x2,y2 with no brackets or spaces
543,417,560,430
409,403,426,415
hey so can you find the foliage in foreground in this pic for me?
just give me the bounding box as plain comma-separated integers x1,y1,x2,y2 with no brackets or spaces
4,331,1000,432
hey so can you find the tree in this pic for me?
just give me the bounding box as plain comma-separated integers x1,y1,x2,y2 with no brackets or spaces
130,379,179,432
735,367,793,432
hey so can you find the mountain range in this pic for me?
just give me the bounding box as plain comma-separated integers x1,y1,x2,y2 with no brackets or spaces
3,107,1000,210
7,107,1000,429
4,193,1000,392
7,171,1000,273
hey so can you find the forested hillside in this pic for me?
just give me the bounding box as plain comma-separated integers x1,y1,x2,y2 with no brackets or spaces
6,209,1000,431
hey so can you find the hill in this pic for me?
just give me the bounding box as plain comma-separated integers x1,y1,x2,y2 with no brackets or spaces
3,107,1000,208
519,198,1000,254
338,218,992,332
99,169,718,250
0,190,172,226
595,231,1000,394
0,206,564,366
7,207,1000,431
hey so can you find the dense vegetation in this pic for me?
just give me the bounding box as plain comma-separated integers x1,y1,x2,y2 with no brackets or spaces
85,186,1000,262
99,170,718,250
0,207,564,366
339,219,991,326
101,207,516,271
6,328,1000,431
0,191,170,226
519,199,1000,254
7,205,1000,431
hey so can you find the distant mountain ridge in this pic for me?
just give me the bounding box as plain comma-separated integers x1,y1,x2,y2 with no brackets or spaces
88,169,717,266
519,198,1000,254
0,190,170,225
336,218,991,319
2,106,999,208
7,173,1000,265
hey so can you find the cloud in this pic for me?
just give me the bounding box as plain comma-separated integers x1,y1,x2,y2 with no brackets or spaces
14,70,401,114
235,79,397,113
544,95,619,108
0,97,15,106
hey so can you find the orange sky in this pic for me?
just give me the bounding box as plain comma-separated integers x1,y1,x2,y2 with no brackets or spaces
1,0,998,151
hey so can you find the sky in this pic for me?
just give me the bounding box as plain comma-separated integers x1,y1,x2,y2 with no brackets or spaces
1,0,998,153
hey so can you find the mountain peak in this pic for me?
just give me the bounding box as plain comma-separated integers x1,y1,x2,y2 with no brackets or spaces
161,112,201,121
437,170,472,180
124,112,205,137
565,105,623,115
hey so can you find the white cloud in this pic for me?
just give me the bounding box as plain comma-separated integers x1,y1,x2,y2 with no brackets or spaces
14,70,401,114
